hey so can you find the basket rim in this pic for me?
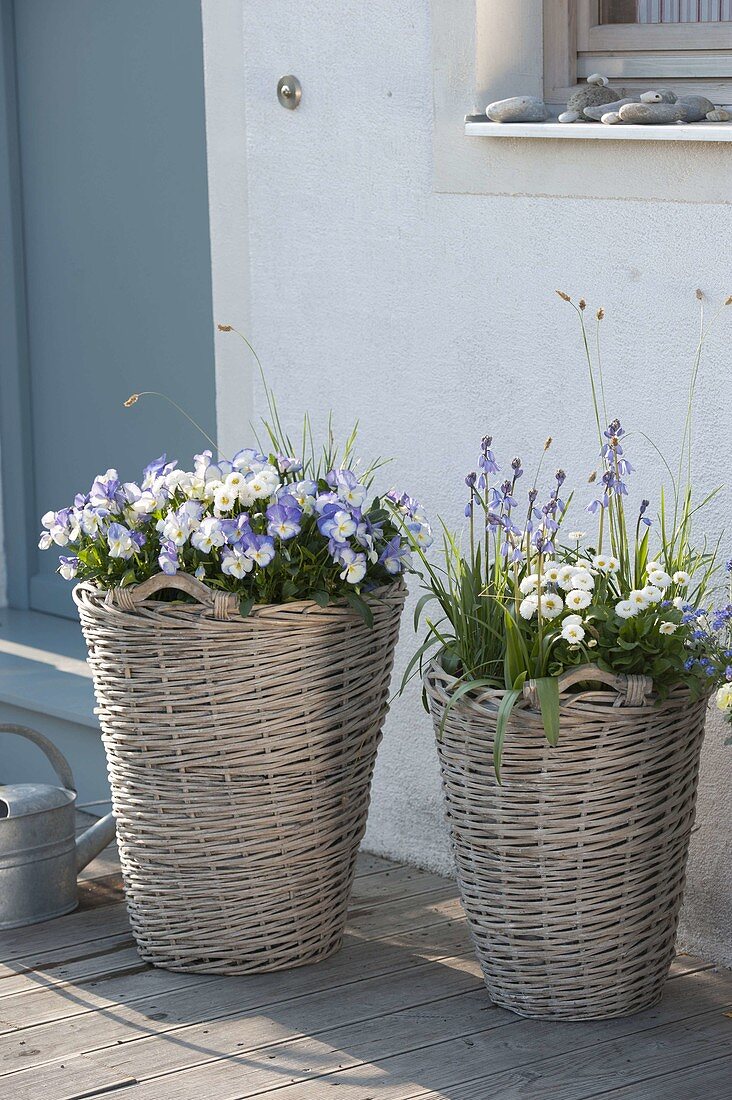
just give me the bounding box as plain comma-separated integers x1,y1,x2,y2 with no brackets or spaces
425,652,705,713
73,574,406,621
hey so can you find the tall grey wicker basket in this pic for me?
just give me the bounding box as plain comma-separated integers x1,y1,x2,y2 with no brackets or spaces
426,660,708,1021
74,573,404,974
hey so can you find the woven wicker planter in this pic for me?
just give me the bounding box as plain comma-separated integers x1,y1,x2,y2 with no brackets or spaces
74,573,404,974
426,660,708,1020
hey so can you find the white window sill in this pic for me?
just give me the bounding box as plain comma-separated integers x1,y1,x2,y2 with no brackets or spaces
465,115,732,143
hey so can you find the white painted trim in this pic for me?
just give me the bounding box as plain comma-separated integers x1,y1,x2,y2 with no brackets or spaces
465,116,732,140
200,0,254,458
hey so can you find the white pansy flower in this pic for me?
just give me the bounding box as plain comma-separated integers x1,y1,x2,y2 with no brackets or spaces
540,593,564,620
659,622,677,635
642,585,663,605
673,571,691,586
563,614,583,626
570,570,595,592
646,561,661,573
648,569,672,589
339,549,368,584
128,490,159,519
672,596,685,609
165,469,193,494
221,548,254,579
519,574,541,595
565,589,591,611
80,506,104,535
107,525,135,560
592,554,609,570
557,565,578,591
248,472,279,500
716,683,732,711
567,531,586,541
161,516,190,547
224,470,248,498
615,600,637,619
519,594,539,620
59,558,78,580
332,511,357,542
191,517,226,553
629,589,649,610
605,557,620,573
213,485,237,514
561,622,585,644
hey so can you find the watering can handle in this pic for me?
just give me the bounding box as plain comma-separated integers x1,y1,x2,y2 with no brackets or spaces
0,724,76,792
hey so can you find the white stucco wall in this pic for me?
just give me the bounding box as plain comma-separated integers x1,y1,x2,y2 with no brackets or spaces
204,1,732,964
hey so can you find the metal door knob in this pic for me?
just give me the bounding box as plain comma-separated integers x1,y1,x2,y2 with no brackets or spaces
277,75,302,110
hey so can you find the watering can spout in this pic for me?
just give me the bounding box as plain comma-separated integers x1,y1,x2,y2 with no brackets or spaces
75,812,116,874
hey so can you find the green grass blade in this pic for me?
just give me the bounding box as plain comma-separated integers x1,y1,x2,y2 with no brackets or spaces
533,676,560,747
494,687,522,783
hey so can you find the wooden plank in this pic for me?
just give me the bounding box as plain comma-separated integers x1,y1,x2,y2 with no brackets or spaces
0,891,466,1003
75,874,125,911
396,1009,732,1100
0,934,134,988
573,1053,732,1099
0,906,132,969
0,894,465,1073
9,959,487,1100
0,862,452,974
42,964,731,1100
347,864,454,906
353,852,403,877
0,908,470,1034
0,943,144,1000
77,844,121,883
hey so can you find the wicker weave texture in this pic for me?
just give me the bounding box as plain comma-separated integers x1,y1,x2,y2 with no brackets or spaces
426,662,708,1020
75,575,404,974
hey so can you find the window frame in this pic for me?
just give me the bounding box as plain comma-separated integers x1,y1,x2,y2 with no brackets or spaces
544,0,732,106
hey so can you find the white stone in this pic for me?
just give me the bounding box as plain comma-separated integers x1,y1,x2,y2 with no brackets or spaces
619,102,688,125
485,95,549,123
601,111,622,126
707,108,732,122
557,110,580,124
587,73,609,86
641,89,677,104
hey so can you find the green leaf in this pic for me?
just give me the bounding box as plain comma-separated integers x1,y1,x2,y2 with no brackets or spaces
438,676,498,741
239,595,255,619
533,676,560,747
413,591,438,631
346,591,374,629
494,687,522,783
503,608,530,690
312,590,330,608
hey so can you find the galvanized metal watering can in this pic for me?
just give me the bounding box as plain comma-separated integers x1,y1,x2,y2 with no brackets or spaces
0,724,117,929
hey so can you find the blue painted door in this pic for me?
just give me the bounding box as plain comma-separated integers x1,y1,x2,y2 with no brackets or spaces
7,0,217,617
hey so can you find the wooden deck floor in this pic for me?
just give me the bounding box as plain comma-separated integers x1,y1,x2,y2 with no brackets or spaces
1,817,730,1100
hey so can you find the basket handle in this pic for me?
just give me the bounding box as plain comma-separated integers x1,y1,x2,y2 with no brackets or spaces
0,724,76,792
108,573,237,619
523,664,653,709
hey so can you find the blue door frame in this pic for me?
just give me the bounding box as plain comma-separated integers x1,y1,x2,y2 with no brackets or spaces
0,0,35,609
0,0,218,616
